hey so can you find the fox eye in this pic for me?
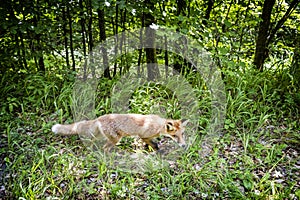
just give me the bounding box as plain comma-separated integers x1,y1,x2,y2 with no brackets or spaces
166,122,174,131
167,122,173,126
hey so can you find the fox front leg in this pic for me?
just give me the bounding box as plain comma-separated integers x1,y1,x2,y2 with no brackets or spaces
141,138,159,150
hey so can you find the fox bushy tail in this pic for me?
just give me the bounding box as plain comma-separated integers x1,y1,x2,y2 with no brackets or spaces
52,124,77,135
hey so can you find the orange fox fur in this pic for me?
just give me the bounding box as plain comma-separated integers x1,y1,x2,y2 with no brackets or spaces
52,114,188,151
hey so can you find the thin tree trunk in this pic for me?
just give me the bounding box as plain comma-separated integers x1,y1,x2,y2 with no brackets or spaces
17,30,28,70
291,24,300,88
173,0,187,73
88,0,95,77
203,0,214,25
164,35,169,78
36,35,45,72
144,0,159,80
119,11,124,75
79,0,87,79
98,8,111,79
20,33,27,70
62,7,70,68
137,25,144,77
67,6,75,71
253,0,276,71
38,54,45,72
15,33,21,69
113,4,119,77
145,28,159,80
122,4,129,73
34,0,45,72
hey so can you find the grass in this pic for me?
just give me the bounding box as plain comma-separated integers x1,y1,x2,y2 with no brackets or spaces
0,69,300,199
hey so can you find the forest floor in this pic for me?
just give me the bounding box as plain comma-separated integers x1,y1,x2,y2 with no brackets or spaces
1,111,299,199
1,71,300,199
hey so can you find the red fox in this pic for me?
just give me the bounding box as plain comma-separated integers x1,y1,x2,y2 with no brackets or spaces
52,114,188,151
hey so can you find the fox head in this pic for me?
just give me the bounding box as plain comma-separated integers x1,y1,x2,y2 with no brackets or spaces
165,119,189,148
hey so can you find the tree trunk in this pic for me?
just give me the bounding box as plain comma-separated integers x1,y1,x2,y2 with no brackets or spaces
253,0,276,71
113,4,119,77
291,33,300,89
34,0,45,72
254,0,299,71
203,0,214,25
20,33,27,70
67,6,75,71
62,7,70,68
121,5,129,73
137,14,145,77
119,11,124,75
144,0,159,80
145,28,159,80
164,35,169,78
266,0,300,47
173,0,187,74
98,8,111,79
38,55,45,72
79,0,87,79
18,30,28,70
88,0,95,77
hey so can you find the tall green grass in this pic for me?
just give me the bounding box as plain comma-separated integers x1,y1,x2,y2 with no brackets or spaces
1,68,299,199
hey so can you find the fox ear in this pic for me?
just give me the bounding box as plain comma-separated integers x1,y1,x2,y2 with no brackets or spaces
181,119,189,127
166,121,174,131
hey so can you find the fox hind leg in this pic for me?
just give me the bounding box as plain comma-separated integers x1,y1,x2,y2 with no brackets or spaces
103,135,122,152
103,141,116,152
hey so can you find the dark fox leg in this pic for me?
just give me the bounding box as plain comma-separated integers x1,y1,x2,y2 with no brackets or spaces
141,138,159,150
103,135,122,152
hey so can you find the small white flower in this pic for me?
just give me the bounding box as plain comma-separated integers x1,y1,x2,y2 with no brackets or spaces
201,193,208,198
104,1,110,6
132,9,136,15
273,170,283,178
162,11,166,17
150,23,159,30
254,190,261,195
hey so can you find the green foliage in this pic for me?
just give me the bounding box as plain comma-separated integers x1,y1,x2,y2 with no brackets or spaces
1,0,300,199
129,82,181,117
1,66,299,199
1,0,299,75
0,71,75,126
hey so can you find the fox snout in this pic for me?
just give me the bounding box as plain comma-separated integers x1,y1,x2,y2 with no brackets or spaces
177,137,186,148
178,142,186,148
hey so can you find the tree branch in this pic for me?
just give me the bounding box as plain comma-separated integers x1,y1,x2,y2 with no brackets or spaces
267,0,300,46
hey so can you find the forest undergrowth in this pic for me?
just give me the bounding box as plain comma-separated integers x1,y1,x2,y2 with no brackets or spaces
0,68,299,199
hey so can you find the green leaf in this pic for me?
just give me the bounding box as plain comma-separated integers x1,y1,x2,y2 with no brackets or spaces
224,20,232,27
